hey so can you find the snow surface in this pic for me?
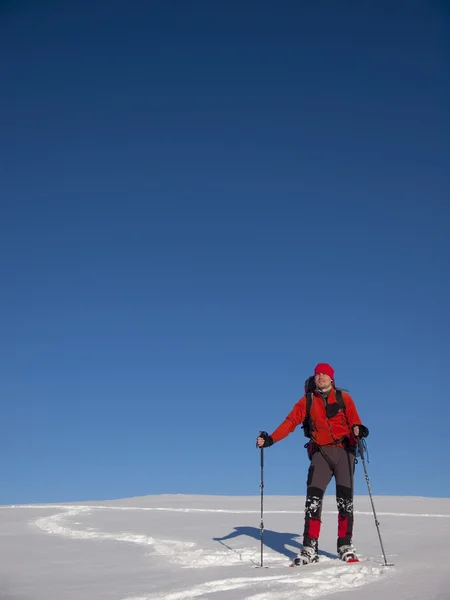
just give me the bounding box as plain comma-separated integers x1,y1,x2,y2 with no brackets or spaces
0,494,449,599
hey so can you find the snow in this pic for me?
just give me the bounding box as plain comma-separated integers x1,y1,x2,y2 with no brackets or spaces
0,494,449,599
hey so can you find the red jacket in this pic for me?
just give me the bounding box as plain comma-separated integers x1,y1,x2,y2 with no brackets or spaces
270,388,362,447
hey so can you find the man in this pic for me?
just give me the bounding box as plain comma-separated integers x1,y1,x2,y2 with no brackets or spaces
257,363,369,565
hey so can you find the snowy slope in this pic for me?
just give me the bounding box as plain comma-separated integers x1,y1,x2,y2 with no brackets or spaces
0,494,449,599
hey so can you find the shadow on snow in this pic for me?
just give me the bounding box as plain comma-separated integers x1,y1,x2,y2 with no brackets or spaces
213,526,337,561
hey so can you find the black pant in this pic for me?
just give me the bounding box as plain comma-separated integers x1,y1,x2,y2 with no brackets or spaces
303,446,355,552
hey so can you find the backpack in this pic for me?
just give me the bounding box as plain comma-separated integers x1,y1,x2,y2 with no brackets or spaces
301,375,347,439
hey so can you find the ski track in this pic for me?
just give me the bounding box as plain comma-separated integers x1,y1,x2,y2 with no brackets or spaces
34,506,282,569
7,502,446,599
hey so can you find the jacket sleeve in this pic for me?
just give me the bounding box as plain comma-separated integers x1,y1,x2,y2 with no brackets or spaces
270,396,307,443
342,392,363,429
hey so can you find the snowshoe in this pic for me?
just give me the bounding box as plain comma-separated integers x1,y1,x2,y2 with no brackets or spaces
292,545,319,566
338,544,359,563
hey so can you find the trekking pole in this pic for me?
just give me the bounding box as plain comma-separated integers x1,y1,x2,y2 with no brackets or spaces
259,442,264,568
357,440,394,566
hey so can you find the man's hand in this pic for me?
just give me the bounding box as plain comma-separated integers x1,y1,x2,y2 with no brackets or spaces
352,424,369,439
256,431,274,448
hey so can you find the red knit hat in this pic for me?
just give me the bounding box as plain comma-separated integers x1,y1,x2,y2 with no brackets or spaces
314,363,335,380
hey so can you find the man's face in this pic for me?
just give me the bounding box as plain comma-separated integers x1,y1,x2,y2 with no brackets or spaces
315,372,332,391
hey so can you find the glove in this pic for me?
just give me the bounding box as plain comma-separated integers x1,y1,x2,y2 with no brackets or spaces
257,431,274,448
353,424,369,438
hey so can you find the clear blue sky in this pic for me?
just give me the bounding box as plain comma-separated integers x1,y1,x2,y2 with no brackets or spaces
1,1,449,504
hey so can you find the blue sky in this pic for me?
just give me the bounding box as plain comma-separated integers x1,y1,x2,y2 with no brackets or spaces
1,1,449,504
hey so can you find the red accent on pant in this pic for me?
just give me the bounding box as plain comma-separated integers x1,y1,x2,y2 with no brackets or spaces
338,514,348,539
307,518,321,539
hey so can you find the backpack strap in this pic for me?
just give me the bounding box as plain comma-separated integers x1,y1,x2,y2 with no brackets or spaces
306,392,313,419
335,389,345,412
335,389,352,434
